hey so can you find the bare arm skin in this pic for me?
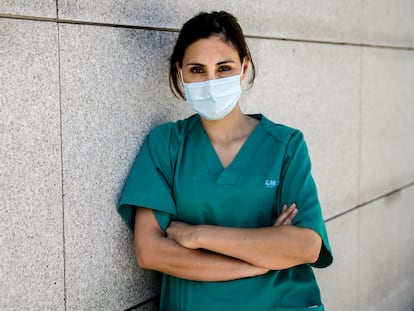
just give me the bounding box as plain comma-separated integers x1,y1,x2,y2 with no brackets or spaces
167,204,322,270
134,207,269,282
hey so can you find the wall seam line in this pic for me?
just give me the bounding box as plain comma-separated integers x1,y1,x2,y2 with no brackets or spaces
56,14,68,311
357,17,362,308
358,45,363,213
244,35,414,51
325,181,414,223
357,0,364,303
0,13,413,52
124,295,160,311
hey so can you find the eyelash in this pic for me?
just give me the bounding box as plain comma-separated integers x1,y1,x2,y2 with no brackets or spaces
190,66,232,74
190,67,204,74
219,66,231,72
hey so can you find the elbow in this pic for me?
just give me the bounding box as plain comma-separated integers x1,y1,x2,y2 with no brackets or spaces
134,241,153,270
307,249,320,264
135,252,148,269
135,248,155,270
306,235,322,264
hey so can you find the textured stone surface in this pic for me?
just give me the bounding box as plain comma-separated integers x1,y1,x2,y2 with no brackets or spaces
359,185,414,311
360,47,414,203
58,0,363,43
0,19,63,310
59,24,187,310
315,211,359,310
0,0,56,17
243,38,361,219
317,185,414,311
363,0,414,48
2,1,414,310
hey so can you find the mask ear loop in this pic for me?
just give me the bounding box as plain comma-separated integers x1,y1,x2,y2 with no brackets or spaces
239,58,247,92
240,57,246,75
179,68,185,85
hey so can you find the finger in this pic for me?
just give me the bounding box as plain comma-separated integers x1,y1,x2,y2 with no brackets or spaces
278,204,297,225
288,203,296,211
283,207,298,225
274,205,288,226
285,205,297,218
275,205,296,226
283,204,296,218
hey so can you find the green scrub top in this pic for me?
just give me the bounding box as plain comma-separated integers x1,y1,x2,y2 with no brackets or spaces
118,114,333,311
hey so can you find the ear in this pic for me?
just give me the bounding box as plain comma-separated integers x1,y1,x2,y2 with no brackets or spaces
175,61,185,83
241,57,250,81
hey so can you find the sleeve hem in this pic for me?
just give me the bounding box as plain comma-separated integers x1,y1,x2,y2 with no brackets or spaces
294,223,333,269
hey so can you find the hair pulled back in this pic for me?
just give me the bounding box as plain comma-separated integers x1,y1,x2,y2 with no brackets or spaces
169,11,256,99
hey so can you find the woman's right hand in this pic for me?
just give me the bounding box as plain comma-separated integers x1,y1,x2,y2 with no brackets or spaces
274,204,298,226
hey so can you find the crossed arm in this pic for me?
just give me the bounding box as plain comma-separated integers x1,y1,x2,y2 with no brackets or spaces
134,204,321,282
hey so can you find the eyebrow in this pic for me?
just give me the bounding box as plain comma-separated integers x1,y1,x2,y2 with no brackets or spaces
185,60,236,67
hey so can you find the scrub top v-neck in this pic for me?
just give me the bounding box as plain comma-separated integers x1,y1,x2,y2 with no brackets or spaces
118,114,333,311
193,118,265,184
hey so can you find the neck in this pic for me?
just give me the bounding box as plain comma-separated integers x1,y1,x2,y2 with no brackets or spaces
200,105,254,145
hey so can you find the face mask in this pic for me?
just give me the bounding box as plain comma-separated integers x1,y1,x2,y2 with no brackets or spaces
181,60,245,120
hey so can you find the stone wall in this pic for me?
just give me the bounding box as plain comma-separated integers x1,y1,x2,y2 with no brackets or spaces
1,2,413,310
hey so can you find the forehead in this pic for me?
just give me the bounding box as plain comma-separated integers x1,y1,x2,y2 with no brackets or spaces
183,35,239,64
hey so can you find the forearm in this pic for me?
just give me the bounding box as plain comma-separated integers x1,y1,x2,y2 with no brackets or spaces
134,207,267,282
136,234,267,281
194,225,321,270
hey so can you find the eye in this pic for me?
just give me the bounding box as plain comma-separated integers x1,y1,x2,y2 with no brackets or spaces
190,67,204,74
218,66,232,72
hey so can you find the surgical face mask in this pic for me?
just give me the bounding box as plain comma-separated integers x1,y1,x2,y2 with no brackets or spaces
181,60,245,120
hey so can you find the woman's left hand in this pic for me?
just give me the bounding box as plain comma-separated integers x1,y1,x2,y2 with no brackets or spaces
274,204,298,226
167,221,200,249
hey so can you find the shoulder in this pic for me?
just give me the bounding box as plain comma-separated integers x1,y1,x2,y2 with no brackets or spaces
147,114,199,147
139,115,199,174
258,114,304,146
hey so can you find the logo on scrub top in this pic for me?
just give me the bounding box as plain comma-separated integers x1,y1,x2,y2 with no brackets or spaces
265,179,279,188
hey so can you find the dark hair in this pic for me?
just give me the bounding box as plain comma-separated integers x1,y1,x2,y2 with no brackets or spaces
169,11,257,99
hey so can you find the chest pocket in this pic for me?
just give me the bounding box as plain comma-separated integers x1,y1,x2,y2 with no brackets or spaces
255,177,280,227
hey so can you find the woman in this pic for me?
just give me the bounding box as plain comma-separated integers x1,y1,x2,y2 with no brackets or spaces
118,11,332,311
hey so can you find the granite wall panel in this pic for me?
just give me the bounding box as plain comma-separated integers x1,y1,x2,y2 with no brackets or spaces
0,19,63,310
363,0,414,48
359,185,414,310
360,47,414,203
0,0,56,18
